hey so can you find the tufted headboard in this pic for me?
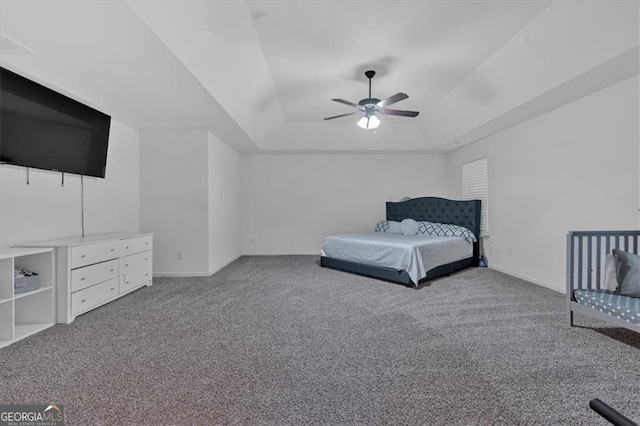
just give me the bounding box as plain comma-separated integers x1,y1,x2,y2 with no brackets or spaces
386,197,481,247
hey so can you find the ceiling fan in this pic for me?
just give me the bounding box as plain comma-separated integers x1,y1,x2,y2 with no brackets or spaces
324,70,419,130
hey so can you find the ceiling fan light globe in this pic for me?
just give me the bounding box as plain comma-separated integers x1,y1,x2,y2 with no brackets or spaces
357,115,380,130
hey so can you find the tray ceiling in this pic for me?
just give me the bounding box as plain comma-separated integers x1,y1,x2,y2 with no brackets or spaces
1,1,637,153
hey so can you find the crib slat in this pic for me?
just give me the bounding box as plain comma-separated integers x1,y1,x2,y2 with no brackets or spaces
596,236,602,289
606,236,611,256
578,237,583,290
625,235,629,252
587,236,592,289
567,232,575,292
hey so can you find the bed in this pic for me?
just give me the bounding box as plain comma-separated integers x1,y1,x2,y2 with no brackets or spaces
320,197,481,287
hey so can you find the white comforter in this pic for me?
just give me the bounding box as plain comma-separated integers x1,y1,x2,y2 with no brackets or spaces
322,232,473,284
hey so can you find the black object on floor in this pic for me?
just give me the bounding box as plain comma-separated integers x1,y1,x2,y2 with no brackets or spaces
590,398,639,426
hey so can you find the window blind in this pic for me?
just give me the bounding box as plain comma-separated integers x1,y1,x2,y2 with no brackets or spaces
462,157,488,236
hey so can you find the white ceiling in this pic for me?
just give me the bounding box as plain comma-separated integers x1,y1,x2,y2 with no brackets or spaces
1,1,638,154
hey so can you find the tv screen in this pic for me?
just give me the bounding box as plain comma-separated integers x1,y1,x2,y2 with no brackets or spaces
0,67,111,178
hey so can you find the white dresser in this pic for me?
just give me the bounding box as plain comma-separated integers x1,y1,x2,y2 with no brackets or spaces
26,233,153,324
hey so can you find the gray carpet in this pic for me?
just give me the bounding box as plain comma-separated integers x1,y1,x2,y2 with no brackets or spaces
1,256,639,425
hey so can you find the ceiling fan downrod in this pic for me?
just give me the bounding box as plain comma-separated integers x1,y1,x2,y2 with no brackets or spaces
365,70,375,99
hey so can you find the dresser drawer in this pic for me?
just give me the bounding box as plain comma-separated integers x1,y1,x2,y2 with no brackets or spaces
71,241,119,269
70,259,118,293
119,235,153,257
71,277,119,316
120,267,152,294
119,250,151,274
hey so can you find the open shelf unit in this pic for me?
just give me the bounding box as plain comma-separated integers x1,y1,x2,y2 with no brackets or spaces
0,247,55,348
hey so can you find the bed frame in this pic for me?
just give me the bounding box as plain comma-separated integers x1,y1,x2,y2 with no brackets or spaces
567,230,640,333
320,197,481,287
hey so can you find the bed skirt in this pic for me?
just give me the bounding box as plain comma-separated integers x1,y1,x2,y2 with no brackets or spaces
320,255,476,287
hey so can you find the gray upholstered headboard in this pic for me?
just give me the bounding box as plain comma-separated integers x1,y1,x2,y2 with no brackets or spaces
386,197,481,243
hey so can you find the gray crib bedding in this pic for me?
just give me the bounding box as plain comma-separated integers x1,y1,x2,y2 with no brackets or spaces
573,289,640,326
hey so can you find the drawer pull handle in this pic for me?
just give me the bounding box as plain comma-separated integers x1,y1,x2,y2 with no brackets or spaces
145,273,149,277
125,264,129,267
110,287,115,291
81,277,86,281
145,242,149,245
126,281,130,285
125,246,130,249
145,258,148,261
110,269,114,272
81,254,86,258
81,299,86,303
111,249,115,252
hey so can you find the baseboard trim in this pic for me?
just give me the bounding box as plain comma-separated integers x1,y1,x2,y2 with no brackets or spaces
241,249,322,256
153,272,211,278
489,265,563,294
153,254,242,278
208,254,241,276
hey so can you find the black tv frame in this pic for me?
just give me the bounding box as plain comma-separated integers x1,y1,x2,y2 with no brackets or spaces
0,67,111,178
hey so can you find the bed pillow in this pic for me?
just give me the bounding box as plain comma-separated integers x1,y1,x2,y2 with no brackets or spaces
374,220,389,232
418,221,477,243
400,219,419,236
374,220,402,234
612,249,640,298
388,221,402,234
602,253,618,291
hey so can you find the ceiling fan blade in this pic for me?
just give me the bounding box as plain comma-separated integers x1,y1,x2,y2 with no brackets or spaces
331,98,359,108
324,112,357,120
376,92,409,108
381,109,420,118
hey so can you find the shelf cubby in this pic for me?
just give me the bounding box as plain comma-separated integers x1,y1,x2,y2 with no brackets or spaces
0,302,14,348
15,288,54,341
0,257,13,302
0,247,55,348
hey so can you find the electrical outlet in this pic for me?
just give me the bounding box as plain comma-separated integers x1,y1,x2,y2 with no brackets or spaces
177,250,184,260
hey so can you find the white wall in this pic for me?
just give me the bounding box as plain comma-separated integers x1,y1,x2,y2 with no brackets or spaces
208,132,241,273
140,130,242,276
140,130,210,275
0,120,140,249
446,76,639,293
240,154,450,255
422,0,639,148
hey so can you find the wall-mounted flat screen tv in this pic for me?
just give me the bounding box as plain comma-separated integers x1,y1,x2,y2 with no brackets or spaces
0,67,111,178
